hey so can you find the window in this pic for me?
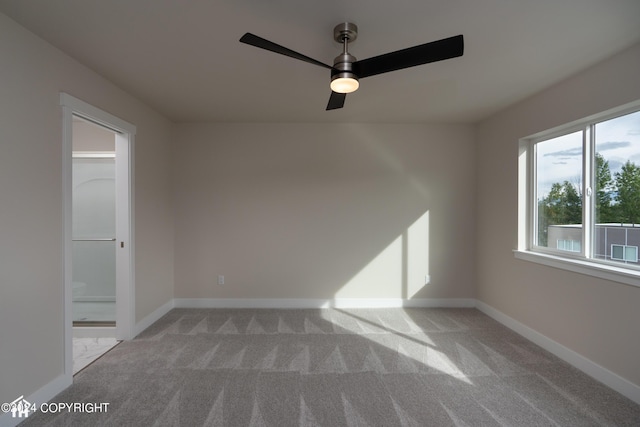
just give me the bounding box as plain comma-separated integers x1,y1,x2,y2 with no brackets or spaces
557,239,581,252
518,101,640,285
611,244,638,263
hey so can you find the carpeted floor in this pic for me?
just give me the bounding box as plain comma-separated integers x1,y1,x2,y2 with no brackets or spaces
21,308,640,426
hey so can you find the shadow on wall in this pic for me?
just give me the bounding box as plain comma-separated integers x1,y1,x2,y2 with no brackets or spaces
173,123,474,300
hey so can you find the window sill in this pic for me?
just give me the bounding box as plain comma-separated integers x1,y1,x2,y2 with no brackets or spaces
513,250,640,289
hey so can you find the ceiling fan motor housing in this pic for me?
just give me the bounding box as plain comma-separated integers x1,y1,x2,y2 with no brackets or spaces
331,52,357,80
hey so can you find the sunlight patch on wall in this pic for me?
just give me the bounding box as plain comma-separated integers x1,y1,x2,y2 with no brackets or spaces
407,210,430,298
334,211,430,299
334,235,403,298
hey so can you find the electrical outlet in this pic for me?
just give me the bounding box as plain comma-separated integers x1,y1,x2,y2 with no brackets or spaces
217,275,224,285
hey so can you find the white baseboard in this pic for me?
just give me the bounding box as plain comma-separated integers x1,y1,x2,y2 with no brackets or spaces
132,299,175,338
475,300,640,405
0,374,71,427
173,298,477,309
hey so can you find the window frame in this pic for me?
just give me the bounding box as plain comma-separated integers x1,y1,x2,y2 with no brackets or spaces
516,100,640,288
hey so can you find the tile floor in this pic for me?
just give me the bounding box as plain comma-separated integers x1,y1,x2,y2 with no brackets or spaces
73,337,119,374
72,301,117,374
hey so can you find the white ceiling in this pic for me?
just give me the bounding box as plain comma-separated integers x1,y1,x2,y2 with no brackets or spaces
1,0,639,123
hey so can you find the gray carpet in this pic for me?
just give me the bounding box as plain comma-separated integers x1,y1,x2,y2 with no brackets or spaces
21,308,640,426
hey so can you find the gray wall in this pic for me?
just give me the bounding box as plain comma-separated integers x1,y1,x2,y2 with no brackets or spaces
172,123,476,301
0,13,174,404
476,43,640,386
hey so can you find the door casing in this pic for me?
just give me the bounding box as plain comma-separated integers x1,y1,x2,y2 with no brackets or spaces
60,93,136,378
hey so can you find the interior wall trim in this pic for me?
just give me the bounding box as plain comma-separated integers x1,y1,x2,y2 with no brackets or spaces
133,299,175,338
475,300,640,405
173,298,477,309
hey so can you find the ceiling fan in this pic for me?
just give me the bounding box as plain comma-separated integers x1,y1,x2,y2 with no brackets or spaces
239,23,464,111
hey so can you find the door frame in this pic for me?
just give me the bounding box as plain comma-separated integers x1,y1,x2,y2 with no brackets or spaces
60,93,136,377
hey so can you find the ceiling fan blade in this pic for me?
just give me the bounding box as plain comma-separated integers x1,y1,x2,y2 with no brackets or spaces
326,91,346,110
354,34,463,79
240,33,332,70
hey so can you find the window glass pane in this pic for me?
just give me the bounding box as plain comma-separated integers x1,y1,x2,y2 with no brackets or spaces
625,246,637,262
535,131,583,249
611,244,624,260
594,110,640,264
573,240,581,252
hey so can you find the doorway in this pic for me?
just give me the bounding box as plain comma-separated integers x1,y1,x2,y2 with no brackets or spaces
61,93,136,377
72,117,117,326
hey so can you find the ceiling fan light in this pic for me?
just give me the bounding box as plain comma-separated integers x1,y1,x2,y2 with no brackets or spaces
330,76,359,93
